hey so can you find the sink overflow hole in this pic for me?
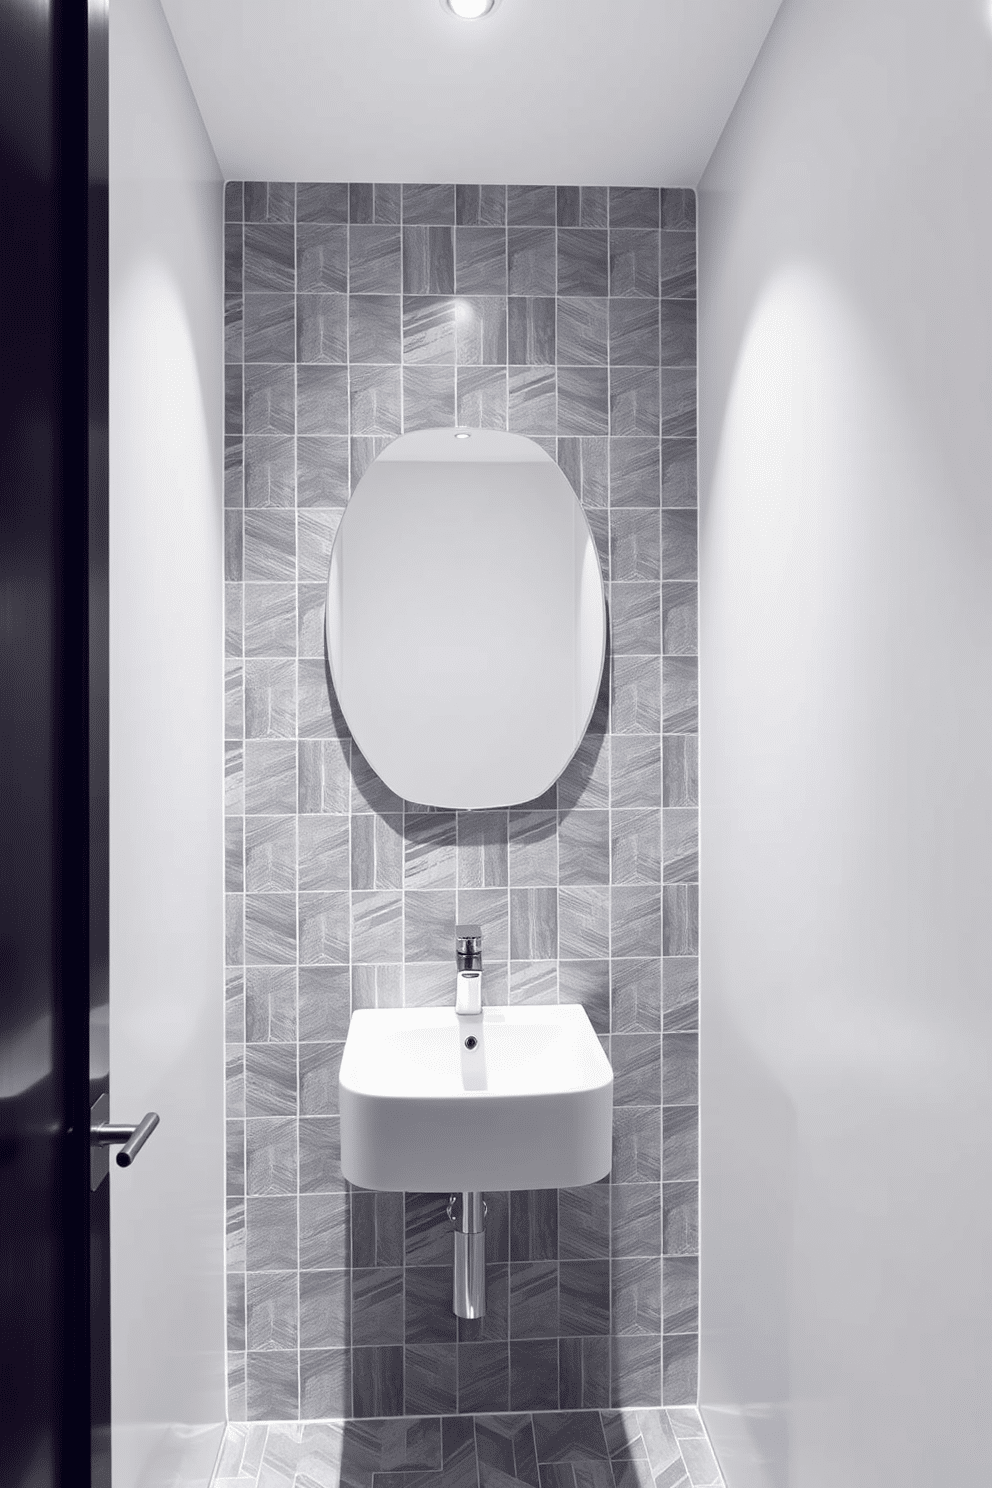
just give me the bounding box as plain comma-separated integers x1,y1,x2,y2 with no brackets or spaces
464,1036,478,1050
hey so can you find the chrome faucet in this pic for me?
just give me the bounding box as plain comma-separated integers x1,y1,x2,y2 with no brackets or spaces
455,923,482,1015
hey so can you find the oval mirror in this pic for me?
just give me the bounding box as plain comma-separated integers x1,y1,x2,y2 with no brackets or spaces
325,428,606,810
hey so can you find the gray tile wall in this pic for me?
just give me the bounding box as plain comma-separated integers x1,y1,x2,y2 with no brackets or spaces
223,181,698,1422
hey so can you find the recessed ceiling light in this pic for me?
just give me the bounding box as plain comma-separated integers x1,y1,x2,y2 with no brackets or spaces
442,0,498,19
454,431,472,439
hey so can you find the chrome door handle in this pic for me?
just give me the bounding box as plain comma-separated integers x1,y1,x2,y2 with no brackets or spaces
91,1109,160,1165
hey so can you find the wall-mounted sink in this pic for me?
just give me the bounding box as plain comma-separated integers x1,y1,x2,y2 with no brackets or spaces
339,1005,613,1192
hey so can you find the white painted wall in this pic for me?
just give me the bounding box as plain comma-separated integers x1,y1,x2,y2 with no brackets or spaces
697,1,992,1484
109,0,225,1482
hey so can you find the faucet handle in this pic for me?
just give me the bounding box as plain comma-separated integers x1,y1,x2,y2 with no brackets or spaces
456,923,482,955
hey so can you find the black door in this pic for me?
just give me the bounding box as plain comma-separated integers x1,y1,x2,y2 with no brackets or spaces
0,0,109,1484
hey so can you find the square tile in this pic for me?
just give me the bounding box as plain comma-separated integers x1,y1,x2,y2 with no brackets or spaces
558,230,608,296
297,224,348,292
455,227,508,295
403,226,455,294
507,227,556,294
349,226,402,294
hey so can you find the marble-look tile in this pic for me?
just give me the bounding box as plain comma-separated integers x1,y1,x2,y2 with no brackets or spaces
243,224,294,292
508,366,556,436
226,894,244,966
349,226,402,294
661,510,697,582
458,1341,510,1414
404,889,457,961
612,1033,662,1106
612,510,660,583
246,1351,298,1421
558,368,609,436
612,810,662,886
405,1343,458,1416
509,959,557,1005
296,181,349,223
508,810,557,887
298,1267,348,1348
244,293,294,363
403,294,457,364
299,1041,343,1117
403,226,455,294
245,1116,297,1195
558,887,608,960
508,296,556,364
663,810,697,884
244,364,294,436
660,189,695,230
457,810,508,888
612,1113,660,1190
475,1411,540,1487
678,1435,718,1486
296,435,349,507
610,300,660,367
609,231,659,299
457,183,507,225
245,1195,297,1271
611,738,661,810
661,370,696,439
298,1116,343,1193
405,1264,458,1345
509,1188,558,1263
611,1337,661,1410
610,188,659,229
350,365,402,437
246,1269,298,1352
533,1411,609,1463
244,893,296,965
299,737,350,815
660,300,696,368
611,369,660,437
662,1032,698,1108
662,657,698,734
225,365,244,439
225,294,243,365
663,958,698,1032
459,1261,509,1345
245,816,296,894
661,440,697,508
348,182,373,223
662,1183,698,1258
296,364,347,437
662,885,698,957
558,810,610,887
244,1041,297,1117
350,435,391,490
297,964,348,1042
662,1106,698,1182
298,891,349,964
662,584,697,656
611,1183,660,1258
510,1260,560,1339
610,439,660,508
507,886,555,959
458,887,509,959
351,812,403,891
455,295,507,365
300,1348,351,1418
244,658,295,738
558,231,608,297
403,364,456,430
352,1345,404,1418
297,583,325,658
369,186,401,225
558,730,609,810
349,294,402,363
403,182,455,224
506,183,555,226
224,436,244,509
455,227,508,295
556,297,609,366
507,227,556,295
244,181,293,223
244,435,294,509
297,657,339,739
351,1188,403,1269
558,436,609,509
457,366,508,429
243,583,294,657
611,960,661,1035
225,662,244,741
612,1257,661,1337
299,1192,349,1270
297,223,348,293
240,741,292,818
558,1185,611,1263
510,1340,559,1413
559,1260,611,1337
659,234,696,299
558,960,609,1034
351,890,403,965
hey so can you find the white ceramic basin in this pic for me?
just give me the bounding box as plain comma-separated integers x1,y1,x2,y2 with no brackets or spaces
339,1005,613,1192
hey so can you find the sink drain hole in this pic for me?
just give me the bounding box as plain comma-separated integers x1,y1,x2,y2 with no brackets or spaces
464,1035,478,1050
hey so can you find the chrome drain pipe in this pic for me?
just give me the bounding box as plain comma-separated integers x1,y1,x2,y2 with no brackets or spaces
449,1191,486,1319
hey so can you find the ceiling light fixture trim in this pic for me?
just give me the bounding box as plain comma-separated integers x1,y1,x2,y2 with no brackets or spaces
442,0,500,20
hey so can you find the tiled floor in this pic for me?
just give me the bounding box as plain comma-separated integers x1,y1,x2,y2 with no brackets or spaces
211,1407,724,1488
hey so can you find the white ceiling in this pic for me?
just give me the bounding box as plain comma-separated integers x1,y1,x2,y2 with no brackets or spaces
159,0,784,186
